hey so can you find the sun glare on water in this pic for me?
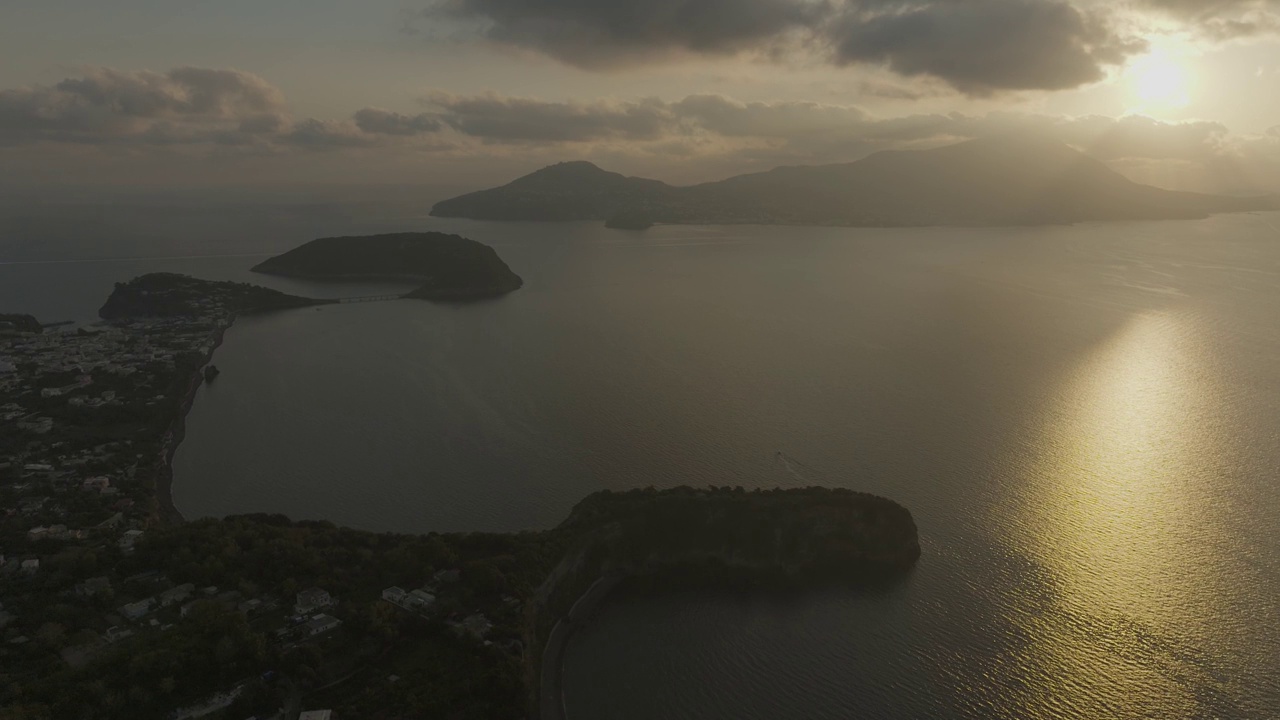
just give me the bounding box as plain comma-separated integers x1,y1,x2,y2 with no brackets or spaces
1128,53,1191,113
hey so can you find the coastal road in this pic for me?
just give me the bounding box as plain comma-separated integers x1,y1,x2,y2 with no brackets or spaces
539,573,625,720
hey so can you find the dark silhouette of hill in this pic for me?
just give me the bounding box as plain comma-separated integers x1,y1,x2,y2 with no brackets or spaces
251,232,523,300
430,136,1275,227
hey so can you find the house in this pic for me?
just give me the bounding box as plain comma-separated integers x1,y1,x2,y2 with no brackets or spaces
381,587,407,605
75,576,112,597
120,598,153,621
295,587,333,615
304,614,341,637
407,589,436,611
20,559,39,574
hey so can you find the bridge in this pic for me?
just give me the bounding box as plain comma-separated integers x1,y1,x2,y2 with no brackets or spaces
336,294,404,304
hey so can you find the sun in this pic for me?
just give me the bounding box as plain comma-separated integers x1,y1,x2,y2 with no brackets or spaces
1128,53,1191,112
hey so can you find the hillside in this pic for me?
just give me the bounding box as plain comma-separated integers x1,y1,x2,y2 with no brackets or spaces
430,136,1275,227
251,232,524,300
98,273,330,319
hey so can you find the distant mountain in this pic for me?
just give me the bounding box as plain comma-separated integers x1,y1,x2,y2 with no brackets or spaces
430,136,1275,227
252,232,523,301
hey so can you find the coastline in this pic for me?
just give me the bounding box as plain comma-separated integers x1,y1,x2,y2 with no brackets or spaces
152,319,231,525
539,572,625,720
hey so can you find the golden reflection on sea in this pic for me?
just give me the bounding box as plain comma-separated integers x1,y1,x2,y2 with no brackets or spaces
1002,310,1242,716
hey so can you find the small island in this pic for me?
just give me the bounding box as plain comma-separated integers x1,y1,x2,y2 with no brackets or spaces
0,313,43,335
604,210,654,230
251,232,524,301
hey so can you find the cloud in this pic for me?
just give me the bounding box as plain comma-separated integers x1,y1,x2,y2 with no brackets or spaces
1136,0,1280,40
353,108,443,135
426,0,823,67
420,89,1252,170
422,0,1145,94
0,67,447,150
0,66,288,146
828,1,1145,94
425,92,675,141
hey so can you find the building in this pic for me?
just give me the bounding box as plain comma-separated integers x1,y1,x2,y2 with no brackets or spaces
82,476,111,492
295,587,333,615
120,598,153,621
304,614,341,637
299,710,334,720
20,559,39,574
382,586,435,612
407,589,436,611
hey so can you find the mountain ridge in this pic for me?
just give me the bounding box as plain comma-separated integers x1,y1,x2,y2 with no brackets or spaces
430,136,1275,227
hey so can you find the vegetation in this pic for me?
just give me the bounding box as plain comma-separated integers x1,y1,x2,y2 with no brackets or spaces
251,232,524,300
98,273,331,319
0,487,918,719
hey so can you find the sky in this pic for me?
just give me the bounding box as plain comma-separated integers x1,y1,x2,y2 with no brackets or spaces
2,0,1279,194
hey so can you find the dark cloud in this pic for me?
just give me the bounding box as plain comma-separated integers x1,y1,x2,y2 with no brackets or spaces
284,119,381,148
0,67,449,150
423,0,1144,94
353,108,443,135
425,92,675,141
428,0,824,67
829,1,1144,94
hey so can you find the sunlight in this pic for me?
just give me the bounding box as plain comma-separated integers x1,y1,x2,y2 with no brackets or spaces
1127,52,1191,113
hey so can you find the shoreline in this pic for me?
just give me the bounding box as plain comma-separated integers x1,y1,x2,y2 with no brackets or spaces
152,319,231,525
539,572,625,720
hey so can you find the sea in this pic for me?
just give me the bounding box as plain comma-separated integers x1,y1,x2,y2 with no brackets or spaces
3,197,1279,719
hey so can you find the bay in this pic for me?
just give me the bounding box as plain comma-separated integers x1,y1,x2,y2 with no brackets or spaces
4,205,1279,718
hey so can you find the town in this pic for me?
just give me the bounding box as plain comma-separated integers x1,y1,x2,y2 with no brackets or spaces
0,278,547,719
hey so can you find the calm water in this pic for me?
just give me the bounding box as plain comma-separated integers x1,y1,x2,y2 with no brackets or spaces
4,205,1280,718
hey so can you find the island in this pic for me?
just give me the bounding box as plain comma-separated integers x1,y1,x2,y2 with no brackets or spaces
251,232,524,301
431,135,1278,227
1,274,919,720
0,313,43,335
604,210,655,230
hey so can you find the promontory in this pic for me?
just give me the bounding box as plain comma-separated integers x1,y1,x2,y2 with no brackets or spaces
251,232,524,301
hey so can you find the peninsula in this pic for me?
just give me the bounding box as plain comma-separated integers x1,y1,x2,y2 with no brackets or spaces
431,135,1276,227
251,232,524,301
1,274,919,720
